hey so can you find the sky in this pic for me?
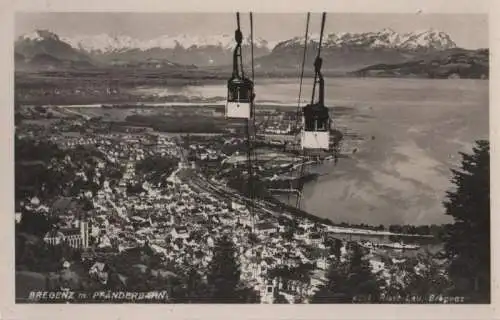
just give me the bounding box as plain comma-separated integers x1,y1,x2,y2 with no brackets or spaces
15,12,488,49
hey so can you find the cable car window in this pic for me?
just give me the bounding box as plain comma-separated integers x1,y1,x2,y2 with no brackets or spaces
305,117,315,131
238,88,246,101
316,119,327,131
238,88,249,101
227,80,252,103
303,105,329,132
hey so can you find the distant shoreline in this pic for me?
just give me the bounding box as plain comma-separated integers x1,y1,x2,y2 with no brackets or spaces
15,68,488,82
15,75,488,107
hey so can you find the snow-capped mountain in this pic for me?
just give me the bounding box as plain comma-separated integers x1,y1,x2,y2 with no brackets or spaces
15,30,93,70
15,30,182,70
56,32,272,66
397,29,456,50
61,33,272,53
273,28,456,52
256,28,458,72
60,28,456,54
15,28,461,71
20,29,63,43
55,28,457,67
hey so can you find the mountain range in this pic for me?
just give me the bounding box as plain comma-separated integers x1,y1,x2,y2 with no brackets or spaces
14,29,488,78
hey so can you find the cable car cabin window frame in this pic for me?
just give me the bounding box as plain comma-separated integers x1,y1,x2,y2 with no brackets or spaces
227,79,253,104
302,105,330,132
304,117,329,132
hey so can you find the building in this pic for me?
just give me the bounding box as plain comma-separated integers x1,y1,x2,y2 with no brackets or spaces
15,212,22,224
171,226,190,240
255,222,278,236
308,232,323,246
260,279,278,304
44,220,90,249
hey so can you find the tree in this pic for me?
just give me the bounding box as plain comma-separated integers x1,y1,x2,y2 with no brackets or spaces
402,253,451,298
333,238,342,260
183,267,209,303
282,228,295,242
18,209,55,237
206,236,243,303
311,243,381,303
248,233,260,245
442,140,490,303
274,292,289,304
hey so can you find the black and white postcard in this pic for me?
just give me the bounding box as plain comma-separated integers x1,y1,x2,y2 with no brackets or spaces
0,0,497,319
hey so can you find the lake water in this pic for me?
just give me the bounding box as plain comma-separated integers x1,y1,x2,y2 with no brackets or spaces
140,77,489,226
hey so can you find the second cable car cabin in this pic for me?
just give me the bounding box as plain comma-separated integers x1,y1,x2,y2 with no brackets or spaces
300,103,330,150
225,76,254,119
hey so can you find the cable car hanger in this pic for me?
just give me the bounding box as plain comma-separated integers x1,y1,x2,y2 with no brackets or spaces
233,12,245,80
295,12,330,208
310,12,327,107
225,12,255,120
301,12,330,148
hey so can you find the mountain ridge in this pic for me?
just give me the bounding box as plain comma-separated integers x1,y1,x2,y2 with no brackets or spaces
272,28,457,52
57,28,459,53
350,48,489,79
14,29,488,79
16,28,464,67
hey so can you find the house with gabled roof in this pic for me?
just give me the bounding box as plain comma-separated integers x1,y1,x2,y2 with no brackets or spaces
255,222,278,236
170,226,190,240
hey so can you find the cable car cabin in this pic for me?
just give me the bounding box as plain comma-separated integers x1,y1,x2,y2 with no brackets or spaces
301,103,330,150
225,77,254,119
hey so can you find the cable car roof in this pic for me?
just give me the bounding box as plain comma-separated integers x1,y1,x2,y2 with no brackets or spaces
228,76,253,84
303,103,329,112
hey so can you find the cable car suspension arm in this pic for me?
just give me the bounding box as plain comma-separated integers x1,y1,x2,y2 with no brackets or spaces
310,12,327,106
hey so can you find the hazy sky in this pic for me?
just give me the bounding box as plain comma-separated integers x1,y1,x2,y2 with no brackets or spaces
15,12,488,49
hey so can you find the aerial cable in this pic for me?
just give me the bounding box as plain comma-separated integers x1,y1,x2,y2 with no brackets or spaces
295,12,311,135
296,12,327,209
250,12,255,84
243,11,256,232
249,12,257,159
250,12,257,128
292,12,311,209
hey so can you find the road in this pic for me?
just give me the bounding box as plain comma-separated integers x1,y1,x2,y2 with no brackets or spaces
172,136,276,218
183,169,280,219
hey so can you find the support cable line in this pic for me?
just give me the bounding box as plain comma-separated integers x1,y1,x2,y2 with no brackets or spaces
291,12,311,209
247,11,258,231
294,12,311,136
226,12,257,232
245,12,261,281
